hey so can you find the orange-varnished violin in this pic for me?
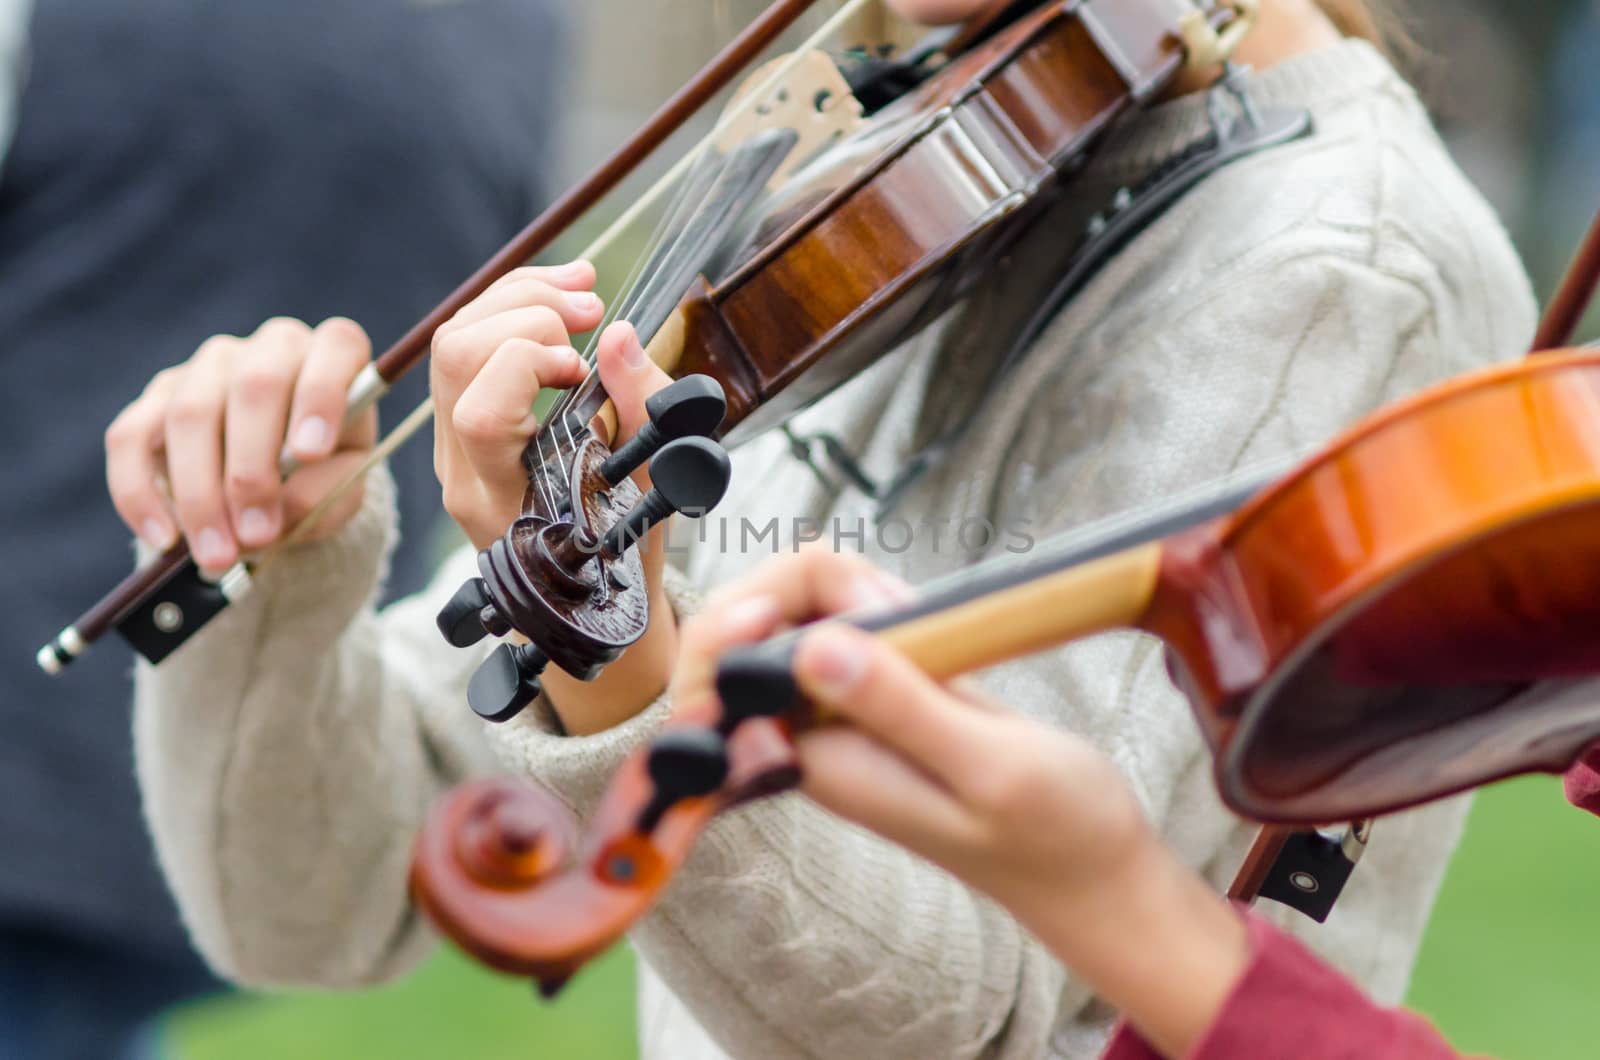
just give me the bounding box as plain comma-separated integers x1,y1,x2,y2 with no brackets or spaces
408,198,1600,995
411,339,1600,991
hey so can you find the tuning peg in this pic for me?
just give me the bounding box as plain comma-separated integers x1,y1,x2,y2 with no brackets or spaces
713,640,803,736
604,436,732,555
436,577,512,648
467,642,550,724
636,728,732,834
600,375,727,485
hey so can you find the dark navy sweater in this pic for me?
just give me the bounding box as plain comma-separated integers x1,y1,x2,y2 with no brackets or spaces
1,0,563,962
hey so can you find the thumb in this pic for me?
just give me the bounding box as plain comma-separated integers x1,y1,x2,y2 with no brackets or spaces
596,321,673,446
793,624,994,791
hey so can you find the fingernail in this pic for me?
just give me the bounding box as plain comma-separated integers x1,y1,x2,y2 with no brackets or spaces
623,332,647,370
551,345,583,368
292,417,330,454
195,527,232,567
567,291,603,315
802,629,868,697
238,507,274,544
141,518,175,551
847,573,899,611
873,569,916,605
722,595,780,639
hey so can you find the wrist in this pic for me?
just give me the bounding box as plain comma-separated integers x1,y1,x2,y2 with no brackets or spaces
1026,834,1250,1059
542,580,678,735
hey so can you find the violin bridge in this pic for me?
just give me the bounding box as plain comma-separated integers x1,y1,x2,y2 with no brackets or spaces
719,50,865,188
1179,0,1261,71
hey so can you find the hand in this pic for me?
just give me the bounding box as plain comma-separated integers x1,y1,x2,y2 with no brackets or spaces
431,260,675,548
677,549,1251,1058
106,316,380,573
430,259,681,733
671,549,1150,920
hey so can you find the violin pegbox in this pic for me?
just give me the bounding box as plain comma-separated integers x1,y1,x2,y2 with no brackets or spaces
435,376,731,724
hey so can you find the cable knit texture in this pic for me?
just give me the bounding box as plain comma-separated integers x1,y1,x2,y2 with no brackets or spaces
134,42,1536,1060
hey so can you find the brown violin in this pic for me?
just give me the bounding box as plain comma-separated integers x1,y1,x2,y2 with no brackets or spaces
432,0,1262,723
405,20,1600,998
39,0,1257,708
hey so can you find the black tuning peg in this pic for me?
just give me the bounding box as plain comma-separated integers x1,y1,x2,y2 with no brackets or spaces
467,642,550,724
604,436,732,555
600,375,727,485
436,577,512,648
713,640,804,736
636,728,732,834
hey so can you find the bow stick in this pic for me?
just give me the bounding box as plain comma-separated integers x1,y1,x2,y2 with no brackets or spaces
39,0,880,674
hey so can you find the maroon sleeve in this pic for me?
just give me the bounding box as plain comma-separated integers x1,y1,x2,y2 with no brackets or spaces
1100,913,1469,1060
1564,745,1600,817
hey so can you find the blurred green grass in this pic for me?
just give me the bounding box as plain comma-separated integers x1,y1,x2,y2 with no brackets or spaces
165,774,1600,1060
169,942,638,1060
1408,775,1600,1058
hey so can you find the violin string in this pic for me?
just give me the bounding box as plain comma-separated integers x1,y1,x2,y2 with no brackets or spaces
258,0,873,559
553,0,869,387
536,143,736,513
532,75,730,511
538,0,874,488
531,151,715,514
543,139,729,493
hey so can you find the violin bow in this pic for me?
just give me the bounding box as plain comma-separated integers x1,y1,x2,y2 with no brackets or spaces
37,0,875,675
1533,206,1600,351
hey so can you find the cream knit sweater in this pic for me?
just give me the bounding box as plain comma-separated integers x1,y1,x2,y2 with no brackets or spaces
134,42,1536,1060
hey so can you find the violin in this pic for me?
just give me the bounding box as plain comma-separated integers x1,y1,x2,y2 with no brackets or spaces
412,343,1600,991
38,0,1258,702
416,0,1267,724
409,200,1600,990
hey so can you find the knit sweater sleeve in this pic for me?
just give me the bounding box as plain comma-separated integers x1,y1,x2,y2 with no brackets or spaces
133,466,505,988
132,464,709,990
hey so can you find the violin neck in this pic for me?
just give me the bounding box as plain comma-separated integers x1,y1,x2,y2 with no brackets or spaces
821,465,1288,690
569,127,797,449
875,543,1165,682
584,308,690,446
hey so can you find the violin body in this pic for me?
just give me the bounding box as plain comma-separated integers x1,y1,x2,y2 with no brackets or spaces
1152,349,1600,821
669,0,1169,444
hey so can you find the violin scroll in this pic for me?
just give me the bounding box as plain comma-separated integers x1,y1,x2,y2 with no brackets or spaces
411,702,804,996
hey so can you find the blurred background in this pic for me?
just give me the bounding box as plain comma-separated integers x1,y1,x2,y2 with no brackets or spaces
4,1,1598,1058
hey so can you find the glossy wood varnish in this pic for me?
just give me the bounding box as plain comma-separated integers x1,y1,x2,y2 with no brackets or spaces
670,1,1163,441
413,351,1600,986
1142,350,1600,820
